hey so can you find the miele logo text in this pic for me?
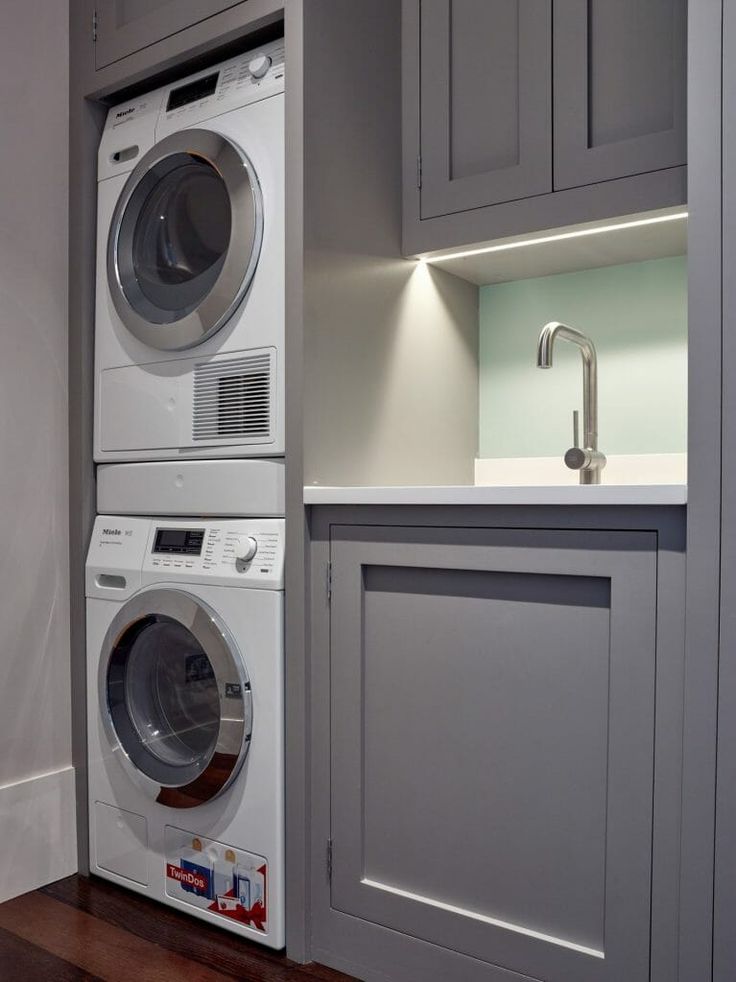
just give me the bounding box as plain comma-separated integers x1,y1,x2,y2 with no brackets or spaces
166,864,208,892
115,107,135,119
102,529,122,536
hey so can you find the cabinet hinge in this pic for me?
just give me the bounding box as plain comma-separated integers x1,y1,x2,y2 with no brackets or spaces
416,155,422,189
92,9,98,42
326,838,333,882
326,561,332,605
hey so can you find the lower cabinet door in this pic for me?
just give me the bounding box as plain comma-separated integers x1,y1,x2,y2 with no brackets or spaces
328,525,657,982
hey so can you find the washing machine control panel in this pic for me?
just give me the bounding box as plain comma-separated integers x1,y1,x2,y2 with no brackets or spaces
145,519,284,589
85,516,284,595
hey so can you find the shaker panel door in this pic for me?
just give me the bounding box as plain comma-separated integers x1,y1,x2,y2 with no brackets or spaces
554,0,687,190
419,0,552,218
329,525,657,982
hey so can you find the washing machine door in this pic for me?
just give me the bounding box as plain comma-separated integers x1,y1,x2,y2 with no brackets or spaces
107,128,263,352
100,589,252,808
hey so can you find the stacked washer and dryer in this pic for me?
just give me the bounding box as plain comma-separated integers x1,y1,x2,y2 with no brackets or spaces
86,39,287,948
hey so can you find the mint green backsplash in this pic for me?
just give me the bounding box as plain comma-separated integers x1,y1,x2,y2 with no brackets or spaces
478,257,688,458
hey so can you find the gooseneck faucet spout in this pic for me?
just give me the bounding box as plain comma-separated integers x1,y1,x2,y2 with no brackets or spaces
536,321,606,485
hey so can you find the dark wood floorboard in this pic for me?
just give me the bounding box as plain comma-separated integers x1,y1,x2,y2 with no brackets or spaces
0,874,354,982
0,923,102,981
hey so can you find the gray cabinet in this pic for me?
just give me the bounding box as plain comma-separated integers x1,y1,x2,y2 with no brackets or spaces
419,0,551,218
404,0,688,255
310,519,681,982
554,0,687,190
94,0,247,69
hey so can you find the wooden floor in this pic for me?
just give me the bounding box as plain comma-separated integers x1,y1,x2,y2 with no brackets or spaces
0,874,354,981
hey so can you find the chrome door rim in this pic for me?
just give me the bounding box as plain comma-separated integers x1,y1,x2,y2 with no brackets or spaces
99,588,252,808
107,128,264,352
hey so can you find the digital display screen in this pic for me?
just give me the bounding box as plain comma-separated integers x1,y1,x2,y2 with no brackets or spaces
154,528,204,555
166,72,219,112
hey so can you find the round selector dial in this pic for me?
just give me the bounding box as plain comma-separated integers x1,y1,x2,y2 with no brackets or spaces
234,535,258,564
248,54,272,80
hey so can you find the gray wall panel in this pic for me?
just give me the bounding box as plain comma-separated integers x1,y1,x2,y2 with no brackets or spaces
0,0,76,896
69,1,109,878
714,0,736,978
679,1,723,978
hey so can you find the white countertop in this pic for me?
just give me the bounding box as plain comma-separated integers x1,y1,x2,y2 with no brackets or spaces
303,485,688,506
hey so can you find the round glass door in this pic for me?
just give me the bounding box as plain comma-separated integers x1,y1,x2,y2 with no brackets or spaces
107,129,263,352
100,590,252,808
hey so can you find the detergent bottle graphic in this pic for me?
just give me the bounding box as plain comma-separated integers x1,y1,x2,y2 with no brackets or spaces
234,861,253,909
236,857,265,912
212,847,236,899
180,837,214,899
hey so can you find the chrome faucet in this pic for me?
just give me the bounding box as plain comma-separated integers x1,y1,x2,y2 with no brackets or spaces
536,321,606,485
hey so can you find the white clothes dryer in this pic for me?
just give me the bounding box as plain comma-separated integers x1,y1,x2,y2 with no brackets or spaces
86,514,284,947
94,40,284,462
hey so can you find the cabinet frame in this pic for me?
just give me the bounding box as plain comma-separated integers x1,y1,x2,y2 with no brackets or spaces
308,504,686,982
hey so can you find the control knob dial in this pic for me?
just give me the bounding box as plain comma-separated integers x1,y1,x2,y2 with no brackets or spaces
234,535,258,564
248,54,272,79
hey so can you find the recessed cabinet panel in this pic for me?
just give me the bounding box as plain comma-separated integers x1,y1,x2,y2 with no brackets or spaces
419,0,552,218
554,0,687,190
94,0,247,69
329,526,657,982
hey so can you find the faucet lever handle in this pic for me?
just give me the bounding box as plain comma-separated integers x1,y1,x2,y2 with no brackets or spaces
572,409,580,449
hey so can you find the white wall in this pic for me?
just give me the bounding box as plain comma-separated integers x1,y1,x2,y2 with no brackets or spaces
302,2,479,488
0,0,76,898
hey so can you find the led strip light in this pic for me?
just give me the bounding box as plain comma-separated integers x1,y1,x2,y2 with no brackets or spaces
419,211,689,264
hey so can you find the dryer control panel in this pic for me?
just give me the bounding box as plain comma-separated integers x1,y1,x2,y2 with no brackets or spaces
99,37,285,180
86,516,284,598
156,38,285,137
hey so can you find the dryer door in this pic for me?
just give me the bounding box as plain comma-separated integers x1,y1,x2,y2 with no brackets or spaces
100,589,252,808
107,128,263,352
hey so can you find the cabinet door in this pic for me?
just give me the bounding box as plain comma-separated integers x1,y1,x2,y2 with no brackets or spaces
554,0,687,190
94,0,247,69
329,525,657,982
419,0,552,219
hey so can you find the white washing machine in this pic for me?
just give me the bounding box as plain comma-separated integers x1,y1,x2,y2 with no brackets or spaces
94,40,284,463
86,514,284,947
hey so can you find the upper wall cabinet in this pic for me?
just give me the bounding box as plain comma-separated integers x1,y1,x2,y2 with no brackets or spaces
94,0,248,69
419,0,552,218
403,0,688,256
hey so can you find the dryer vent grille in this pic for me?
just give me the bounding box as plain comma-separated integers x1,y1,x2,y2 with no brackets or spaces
192,352,273,443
